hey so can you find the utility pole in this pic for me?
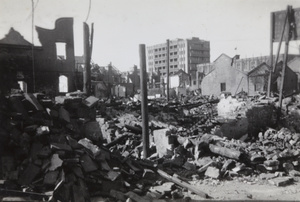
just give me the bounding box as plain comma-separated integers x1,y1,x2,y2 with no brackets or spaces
83,22,94,95
31,0,36,92
166,39,170,101
139,44,149,158
279,6,293,109
267,12,274,97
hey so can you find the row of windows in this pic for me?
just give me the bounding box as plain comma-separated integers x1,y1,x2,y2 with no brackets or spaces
154,65,178,71
189,58,209,62
155,47,166,52
190,50,209,55
154,45,178,52
154,58,178,64
153,52,178,58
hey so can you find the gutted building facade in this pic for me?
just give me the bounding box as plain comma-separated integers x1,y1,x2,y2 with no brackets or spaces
0,18,79,95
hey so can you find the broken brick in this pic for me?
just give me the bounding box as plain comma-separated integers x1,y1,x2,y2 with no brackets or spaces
288,170,300,177
265,165,279,171
49,154,63,171
205,166,220,179
283,162,294,173
264,160,279,167
24,93,44,111
149,182,175,195
18,164,41,185
110,189,126,201
44,170,59,185
221,159,235,173
80,154,98,173
78,138,101,157
50,143,72,152
59,107,71,123
107,170,120,181
84,121,103,142
36,126,50,136
182,161,196,171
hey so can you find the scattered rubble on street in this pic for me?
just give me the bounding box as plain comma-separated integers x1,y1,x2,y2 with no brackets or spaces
0,91,300,201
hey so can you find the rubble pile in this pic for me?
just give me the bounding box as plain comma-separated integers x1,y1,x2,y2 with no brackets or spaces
0,92,300,201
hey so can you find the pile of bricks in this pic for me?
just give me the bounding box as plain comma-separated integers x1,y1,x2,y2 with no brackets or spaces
1,92,300,201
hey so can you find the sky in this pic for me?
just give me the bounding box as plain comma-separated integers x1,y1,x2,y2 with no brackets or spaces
1,0,300,72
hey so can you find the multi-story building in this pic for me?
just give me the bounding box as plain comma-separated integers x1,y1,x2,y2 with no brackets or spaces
146,37,210,76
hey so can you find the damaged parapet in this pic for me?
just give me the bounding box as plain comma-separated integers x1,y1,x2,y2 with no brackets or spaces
34,18,77,93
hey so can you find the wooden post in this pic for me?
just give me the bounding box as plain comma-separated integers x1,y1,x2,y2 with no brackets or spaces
139,44,149,158
166,39,170,101
279,6,292,109
272,7,289,73
31,0,36,92
83,22,91,95
267,12,274,97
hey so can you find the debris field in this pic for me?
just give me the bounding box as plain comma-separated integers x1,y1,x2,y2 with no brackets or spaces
0,92,300,201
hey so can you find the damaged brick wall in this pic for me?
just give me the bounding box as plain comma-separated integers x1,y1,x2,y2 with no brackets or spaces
0,18,77,95
35,18,76,94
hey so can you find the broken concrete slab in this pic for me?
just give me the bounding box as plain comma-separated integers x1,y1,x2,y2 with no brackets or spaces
204,166,220,179
259,173,276,180
80,154,98,173
107,170,120,181
78,138,101,157
84,121,103,142
288,170,300,177
84,96,99,108
44,170,59,185
153,129,173,158
268,177,293,186
49,154,63,171
182,161,196,171
149,182,175,195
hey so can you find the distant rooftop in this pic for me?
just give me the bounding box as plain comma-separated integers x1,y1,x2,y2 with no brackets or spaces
0,28,32,46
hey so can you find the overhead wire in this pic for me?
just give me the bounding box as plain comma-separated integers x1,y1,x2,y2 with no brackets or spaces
85,0,92,22
26,0,39,21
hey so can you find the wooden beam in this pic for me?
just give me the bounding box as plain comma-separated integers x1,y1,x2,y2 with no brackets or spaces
157,169,209,199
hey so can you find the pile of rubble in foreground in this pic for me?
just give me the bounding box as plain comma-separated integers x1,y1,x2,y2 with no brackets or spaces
0,92,300,201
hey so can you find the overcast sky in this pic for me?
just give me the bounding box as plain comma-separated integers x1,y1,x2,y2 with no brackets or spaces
1,0,300,71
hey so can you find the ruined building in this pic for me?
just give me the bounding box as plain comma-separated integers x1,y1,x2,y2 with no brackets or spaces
200,54,299,96
0,18,81,96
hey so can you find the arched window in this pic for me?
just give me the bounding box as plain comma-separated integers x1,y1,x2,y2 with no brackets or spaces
59,75,68,92
18,81,27,92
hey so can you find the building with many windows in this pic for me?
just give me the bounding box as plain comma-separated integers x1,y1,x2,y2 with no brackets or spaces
146,37,210,77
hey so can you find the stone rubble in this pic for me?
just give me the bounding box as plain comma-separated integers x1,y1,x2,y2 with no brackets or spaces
0,92,300,201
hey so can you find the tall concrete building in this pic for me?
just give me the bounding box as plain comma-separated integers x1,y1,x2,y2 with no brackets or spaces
146,37,210,76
